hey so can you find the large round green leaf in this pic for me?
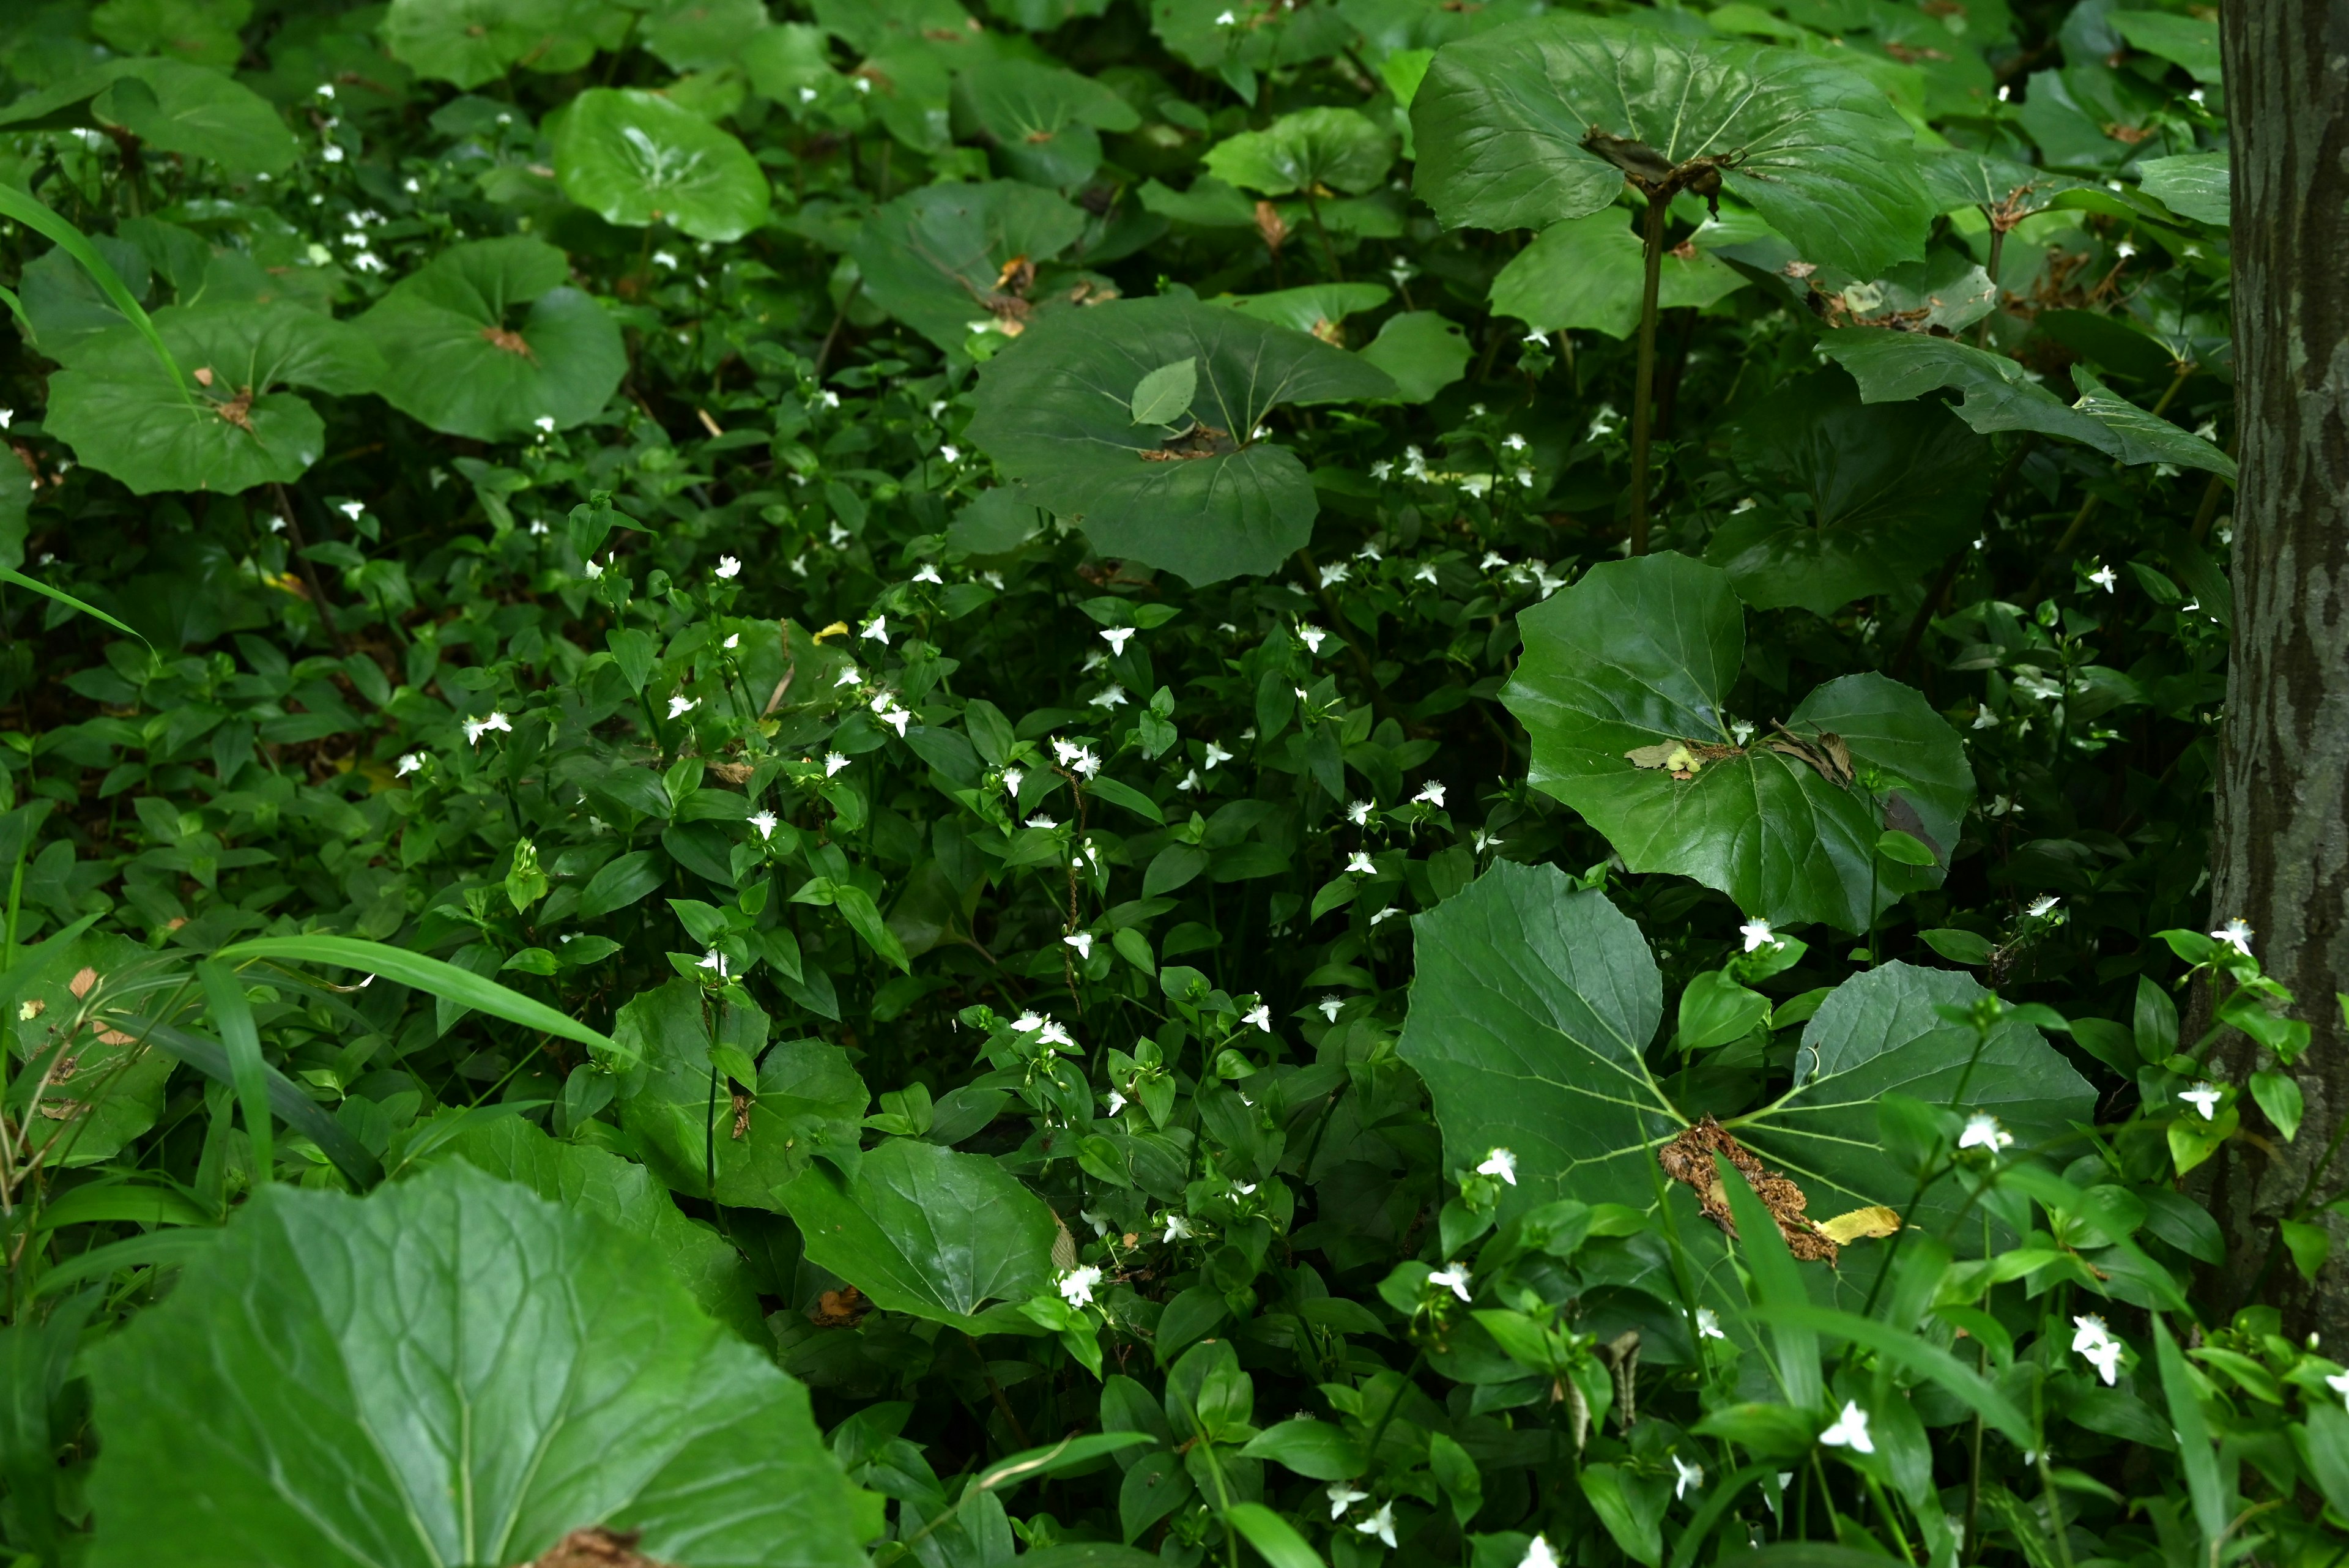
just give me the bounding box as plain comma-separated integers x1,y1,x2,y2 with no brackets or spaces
382,0,625,87
1411,14,1932,276
84,1161,867,1568
555,88,773,242
965,295,1398,583
1740,962,2095,1243
357,237,626,442
46,300,384,494
850,179,1089,352
954,58,1138,188
640,0,776,72
4,59,300,173
1501,553,1974,932
1490,209,1748,339
1397,861,1678,1219
1705,370,1992,615
776,1135,1058,1331
1203,106,1394,196
91,0,251,69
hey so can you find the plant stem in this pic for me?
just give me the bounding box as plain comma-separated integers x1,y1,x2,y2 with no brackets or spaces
1976,225,2008,349
269,482,349,658
1628,193,1668,556
1302,188,1343,280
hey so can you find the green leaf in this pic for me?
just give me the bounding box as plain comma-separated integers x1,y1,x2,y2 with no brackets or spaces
1502,553,1974,931
14,932,174,1169
1744,1301,2032,1444
1677,970,1770,1052
1412,14,1932,275
1739,962,2094,1243
2069,366,2236,479
1217,283,1392,340
384,0,623,87
84,1162,866,1568
2136,152,2228,226
1357,311,1469,404
640,0,775,71
357,237,626,442
91,0,252,69
776,1136,1059,1330
1398,861,1679,1217
956,58,1138,187
2108,10,2222,83
196,961,271,1189
420,1109,766,1342
217,932,615,1053
1238,1417,1367,1480
2153,1315,2230,1551
1579,1464,1664,1567
1225,1502,1329,1568
967,296,1397,584
1130,357,1200,426
1918,148,2088,217
1708,370,1992,616
18,59,300,174
850,180,1089,353
1490,210,1746,340
1203,107,1395,197
555,88,773,242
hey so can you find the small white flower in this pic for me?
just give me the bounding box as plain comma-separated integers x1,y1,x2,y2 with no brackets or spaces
872,699,912,737
913,563,943,584
1242,1003,1272,1032
1414,564,1439,585
798,86,817,103
395,752,425,777
723,633,740,650
1472,828,1503,853
1081,1209,1110,1238
1100,627,1135,655
1026,815,1059,830
1091,684,1129,709
1347,851,1377,877
1177,767,1202,792
1215,8,1236,22
1516,467,1537,490
1740,918,1778,953
1973,702,1997,730
825,752,850,777
2180,1082,2224,1120
349,250,385,273
2022,894,2061,919
1105,1089,1127,1115
321,143,345,163
1819,1400,1874,1454
1058,1265,1102,1308
2087,563,2117,593
1730,719,1756,745
1427,1265,1472,1302
750,809,779,839
1318,995,1344,1022
1958,1113,2014,1152
2115,241,2137,259
1694,1307,1726,1341
1328,1483,1371,1521
1003,768,1025,797
1480,551,1508,570
834,665,863,688
1319,563,1349,589
1356,1503,1397,1549
1671,1452,1704,1501
1203,741,1233,770
818,390,841,409
1370,460,1395,480
860,615,889,644
464,712,511,745
1066,932,1094,960
1370,907,1400,926
1413,782,1447,809
2325,1369,2349,1411
2082,1337,2123,1386
1163,1212,1193,1242
1476,1147,1518,1186
1346,800,1373,826
1518,1537,1559,1568
1234,1181,1257,1195
1011,1012,1045,1033
667,694,697,719
1297,623,1329,655
715,555,741,579
533,415,557,434
1502,433,1527,452
336,500,365,520
2212,918,2254,957
2072,1315,2115,1354
696,948,730,979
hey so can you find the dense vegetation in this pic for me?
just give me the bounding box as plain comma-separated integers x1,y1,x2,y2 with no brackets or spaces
0,0,2336,1566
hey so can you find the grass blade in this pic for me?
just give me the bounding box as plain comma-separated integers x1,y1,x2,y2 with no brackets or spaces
0,182,185,396
197,962,272,1188
1743,1301,2032,1446
0,571,150,648
136,1020,380,1187
215,934,614,1053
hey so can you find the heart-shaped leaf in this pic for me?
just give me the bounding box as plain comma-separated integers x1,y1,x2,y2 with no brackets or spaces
383,0,625,87
1502,553,1974,931
4,59,299,173
1412,14,1932,276
357,237,626,441
1490,209,1746,339
1203,106,1395,196
555,87,773,242
84,1161,867,1568
1217,281,1391,341
1706,370,1992,615
956,58,1140,187
1357,310,1469,403
965,295,1397,583
46,300,383,494
776,1135,1058,1330
850,179,1089,351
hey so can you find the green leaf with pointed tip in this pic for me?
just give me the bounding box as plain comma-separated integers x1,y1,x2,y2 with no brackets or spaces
84,1162,866,1568
1357,310,1469,403
1397,861,1678,1219
15,932,173,1167
1217,282,1392,340
46,300,380,494
383,0,626,87
1204,106,1395,196
776,1135,1058,1329
640,0,776,72
966,295,1397,583
555,88,772,242
851,180,1089,352
1918,147,2087,216
1502,553,1973,931
2108,10,2222,83
1490,210,1747,339
2069,366,2235,478
1130,357,1199,426
91,0,251,69
2136,152,2228,226
17,59,300,173
1707,370,1992,615
1739,962,2094,1244
357,237,626,442
956,58,1138,187
1412,14,1932,276
1150,0,1354,86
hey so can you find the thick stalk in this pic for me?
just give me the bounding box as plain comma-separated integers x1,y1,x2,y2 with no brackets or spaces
1627,193,1667,555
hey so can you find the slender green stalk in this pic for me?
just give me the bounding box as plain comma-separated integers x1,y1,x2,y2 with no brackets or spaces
1628,193,1668,555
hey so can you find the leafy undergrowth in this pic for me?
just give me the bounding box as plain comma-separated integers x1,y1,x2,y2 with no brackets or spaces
0,1,2339,1566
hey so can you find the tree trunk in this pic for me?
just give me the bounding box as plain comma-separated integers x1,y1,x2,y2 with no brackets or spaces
2205,4,2349,1332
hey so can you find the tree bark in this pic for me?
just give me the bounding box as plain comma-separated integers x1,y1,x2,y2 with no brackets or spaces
2205,3,2349,1332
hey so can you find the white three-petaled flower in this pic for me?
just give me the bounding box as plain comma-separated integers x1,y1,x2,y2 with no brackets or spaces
396,752,425,777
1327,1484,1370,1521
2027,895,2061,918
2211,918,2254,957
1163,1213,1193,1242
1671,1452,1704,1501
1347,851,1376,877
1518,1538,1559,1568
1297,623,1329,655
1427,1265,1472,1302
668,694,697,719
1203,741,1233,769
1476,1148,1518,1186
1819,1400,1874,1454
715,555,741,579
860,615,889,644
1356,1503,1397,1548
2326,1370,2349,1412
1319,995,1343,1022
464,712,511,745
2072,1316,2124,1385
2180,1081,2224,1120
1102,627,1135,654
1105,1090,1126,1115
1958,1113,2013,1152
1694,1307,1726,1340
750,810,779,839
1242,1003,1271,1032
1058,1266,1102,1308
1414,782,1446,808
696,949,729,979
1065,932,1094,960
1740,918,1777,953
825,752,850,776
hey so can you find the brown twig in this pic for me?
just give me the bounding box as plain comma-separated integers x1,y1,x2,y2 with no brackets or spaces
269,481,349,658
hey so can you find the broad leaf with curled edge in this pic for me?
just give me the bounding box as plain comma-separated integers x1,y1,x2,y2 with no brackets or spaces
1739,962,2095,1248
775,1136,1058,1332
1707,370,1992,616
0,59,299,173
1398,861,1681,1221
555,88,773,242
357,237,626,442
853,180,1089,352
1819,329,2235,480
384,0,622,87
965,296,1397,583
1502,553,1973,932
954,58,1138,188
83,1162,868,1568
1411,14,1932,277
1490,210,1746,340
45,300,384,495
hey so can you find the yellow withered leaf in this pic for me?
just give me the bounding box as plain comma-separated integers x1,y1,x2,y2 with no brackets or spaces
1815,1206,1902,1245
